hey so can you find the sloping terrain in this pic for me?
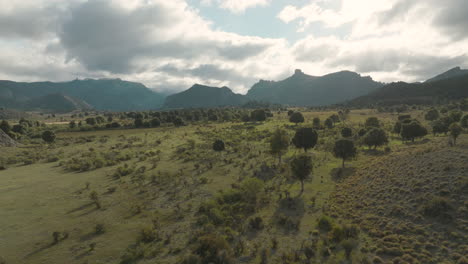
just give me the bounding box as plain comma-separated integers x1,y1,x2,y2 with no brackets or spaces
330,136,468,263
425,67,468,83
247,69,382,106
348,74,468,106
25,93,92,113
163,84,248,108
0,129,17,147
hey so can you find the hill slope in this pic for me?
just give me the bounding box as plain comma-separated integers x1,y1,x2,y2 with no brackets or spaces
163,84,248,108
246,69,383,106
348,73,468,106
0,79,166,111
425,66,468,83
25,93,92,113
331,136,468,263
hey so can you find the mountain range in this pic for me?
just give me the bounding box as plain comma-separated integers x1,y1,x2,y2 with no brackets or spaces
0,67,467,112
0,79,165,112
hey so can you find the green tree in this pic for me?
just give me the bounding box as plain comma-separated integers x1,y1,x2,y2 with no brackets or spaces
363,128,388,149
401,121,427,142
424,108,439,121
290,154,313,195
449,110,463,122
69,120,76,129
365,117,380,128
269,128,289,164
324,118,333,129
85,117,96,126
213,140,225,151
0,120,11,133
173,117,185,127
333,139,357,168
449,123,463,145
341,127,353,138
250,109,267,122
289,112,304,125
461,115,468,128
150,118,161,127
42,130,56,143
312,117,321,129
292,128,318,152
134,118,144,128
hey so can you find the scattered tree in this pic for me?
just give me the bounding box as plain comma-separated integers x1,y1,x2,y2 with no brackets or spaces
289,112,304,125
173,117,185,127
449,123,463,145
312,117,321,129
292,128,318,152
424,108,439,121
0,120,11,133
290,154,313,195
213,140,225,151
365,117,380,128
324,118,333,129
251,109,267,122
341,127,353,138
269,128,289,164
42,130,56,143
461,115,468,128
333,139,357,168
69,120,76,129
401,121,427,142
363,128,388,149
449,110,463,122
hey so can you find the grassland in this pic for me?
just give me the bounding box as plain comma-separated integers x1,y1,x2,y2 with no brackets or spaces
0,109,466,264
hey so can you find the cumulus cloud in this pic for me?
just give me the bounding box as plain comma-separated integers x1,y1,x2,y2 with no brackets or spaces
0,0,467,94
202,0,271,14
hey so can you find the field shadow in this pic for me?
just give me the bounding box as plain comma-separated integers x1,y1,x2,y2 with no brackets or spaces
330,167,356,182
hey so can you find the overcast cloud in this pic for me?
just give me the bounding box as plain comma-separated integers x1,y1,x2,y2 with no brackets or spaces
0,0,467,93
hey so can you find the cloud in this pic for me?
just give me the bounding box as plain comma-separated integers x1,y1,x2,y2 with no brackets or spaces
202,0,271,14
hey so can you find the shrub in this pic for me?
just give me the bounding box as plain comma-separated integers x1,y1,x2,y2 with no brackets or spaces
289,112,304,125
212,140,225,151
317,215,334,232
422,196,453,218
95,223,105,234
138,226,158,243
42,130,56,143
365,117,380,128
341,127,353,138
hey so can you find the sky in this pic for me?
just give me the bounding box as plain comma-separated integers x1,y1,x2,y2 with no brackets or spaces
0,0,467,94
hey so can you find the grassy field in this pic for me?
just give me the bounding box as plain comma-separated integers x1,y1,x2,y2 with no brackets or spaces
0,109,466,264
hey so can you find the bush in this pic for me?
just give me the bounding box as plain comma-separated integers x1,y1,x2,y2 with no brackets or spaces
317,215,334,232
363,128,388,149
138,226,158,243
212,140,225,151
95,223,105,234
42,130,56,143
422,196,453,218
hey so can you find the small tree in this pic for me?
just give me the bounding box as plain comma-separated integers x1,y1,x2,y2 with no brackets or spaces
290,154,313,195
363,128,388,149
269,128,289,164
289,112,304,125
333,139,357,168
449,123,463,145
312,117,320,129
134,118,144,128
449,110,463,122
341,127,353,138
365,117,380,128
150,118,161,127
42,130,56,143
292,128,318,152
401,121,427,142
85,117,96,126
0,120,11,133
324,118,333,129
251,109,267,122
213,140,225,151
424,108,439,121
69,120,76,129
173,117,185,127
461,115,468,128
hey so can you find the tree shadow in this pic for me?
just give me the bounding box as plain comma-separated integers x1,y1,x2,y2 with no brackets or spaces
273,196,305,234
330,167,356,182
361,149,386,156
66,202,95,215
24,242,55,259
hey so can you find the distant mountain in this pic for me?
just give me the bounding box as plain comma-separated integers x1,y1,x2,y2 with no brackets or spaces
0,79,166,111
246,69,383,106
425,66,468,83
25,93,92,113
163,84,248,109
348,73,468,106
